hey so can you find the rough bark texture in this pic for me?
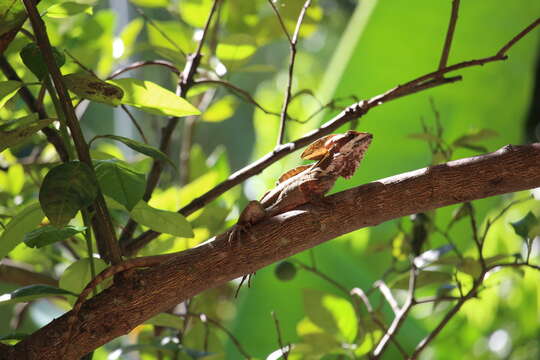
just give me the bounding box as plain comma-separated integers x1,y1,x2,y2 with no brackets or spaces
4,143,540,360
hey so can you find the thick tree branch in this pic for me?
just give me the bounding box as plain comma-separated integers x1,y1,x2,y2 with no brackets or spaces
6,142,540,360
125,16,540,254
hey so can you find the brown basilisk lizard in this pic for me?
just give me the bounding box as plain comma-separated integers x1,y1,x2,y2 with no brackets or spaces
63,130,373,357
234,130,373,231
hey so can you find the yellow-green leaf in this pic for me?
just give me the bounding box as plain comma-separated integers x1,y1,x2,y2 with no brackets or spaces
64,73,124,106
0,80,22,109
109,78,200,117
201,95,237,122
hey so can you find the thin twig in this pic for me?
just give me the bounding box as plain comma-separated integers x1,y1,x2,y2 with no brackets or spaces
184,312,251,359
271,311,289,360
193,79,281,117
374,280,400,316
275,0,312,145
373,266,417,358
438,0,460,71
108,60,180,79
120,104,148,144
22,0,122,264
497,17,540,56
118,0,221,248
267,0,292,43
467,202,485,270
133,6,186,58
125,17,540,254
0,55,69,162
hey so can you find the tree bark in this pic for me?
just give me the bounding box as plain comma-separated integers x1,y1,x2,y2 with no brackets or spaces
4,143,540,360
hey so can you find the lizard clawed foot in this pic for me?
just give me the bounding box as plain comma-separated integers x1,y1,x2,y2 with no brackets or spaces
234,272,256,298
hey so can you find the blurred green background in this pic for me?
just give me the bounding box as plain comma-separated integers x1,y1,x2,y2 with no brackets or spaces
0,0,539,359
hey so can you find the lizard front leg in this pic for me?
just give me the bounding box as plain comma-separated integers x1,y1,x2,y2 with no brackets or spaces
228,200,267,245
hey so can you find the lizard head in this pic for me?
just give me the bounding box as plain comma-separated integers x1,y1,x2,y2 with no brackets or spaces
319,131,373,179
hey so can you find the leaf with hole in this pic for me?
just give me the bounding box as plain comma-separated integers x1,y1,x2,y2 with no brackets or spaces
64,73,123,106
94,159,145,211
109,78,200,117
24,225,86,248
130,201,193,238
0,285,75,305
20,43,65,80
91,135,175,169
39,161,98,227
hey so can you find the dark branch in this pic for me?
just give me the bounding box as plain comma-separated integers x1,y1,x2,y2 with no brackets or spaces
10,142,540,359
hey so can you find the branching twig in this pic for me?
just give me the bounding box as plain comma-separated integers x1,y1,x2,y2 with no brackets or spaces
271,311,289,360
108,60,180,79
0,56,69,162
133,6,186,58
120,104,148,144
372,266,417,358
374,280,400,316
273,0,312,145
438,0,460,71
22,0,122,264
185,312,251,359
124,17,540,254
118,0,221,248
193,79,281,117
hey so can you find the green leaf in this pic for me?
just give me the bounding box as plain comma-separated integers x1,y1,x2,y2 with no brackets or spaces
0,333,27,341
0,116,55,152
510,211,540,240
448,203,472,229
453,129,499,147
201,95,237,122
0,285,75,305
119,18,144,58
45,2,93,18
94,159,145,211
407,132,441,143
23,225,86,248
129,0,168,8
91,134,175,168
391,270,452,289
63,73,123,106
216,34,257,63
0,202,44,259
109,78,200,117
178,0,213,28
59,258,108,297
296,318,341,354
458,257,482,278
302,289,357,342
145,313,183,329
20,43,65,80
0,80,22,109
0,1,26,36
39,161,98,227
130,201,193,238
